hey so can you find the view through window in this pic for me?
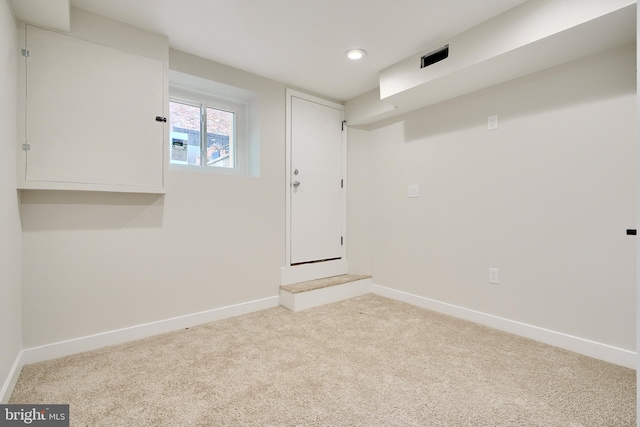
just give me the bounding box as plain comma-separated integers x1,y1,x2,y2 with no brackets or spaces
169,100,235,168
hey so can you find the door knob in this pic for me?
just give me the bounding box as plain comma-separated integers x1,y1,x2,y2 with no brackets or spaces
292,181,301,188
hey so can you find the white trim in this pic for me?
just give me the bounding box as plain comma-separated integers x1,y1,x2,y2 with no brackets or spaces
280,259,348,286
280,278,372,311
372,284,636,369
285,88,346,269
21,296,279,366
0,350,25,403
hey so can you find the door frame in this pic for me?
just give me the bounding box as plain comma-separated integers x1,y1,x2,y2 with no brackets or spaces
282,89,348,285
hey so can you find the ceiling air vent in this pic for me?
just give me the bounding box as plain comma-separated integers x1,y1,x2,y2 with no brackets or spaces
421,44,449,69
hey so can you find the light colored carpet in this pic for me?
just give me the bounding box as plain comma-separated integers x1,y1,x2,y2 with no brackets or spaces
10,294,636,426
280,274,371,293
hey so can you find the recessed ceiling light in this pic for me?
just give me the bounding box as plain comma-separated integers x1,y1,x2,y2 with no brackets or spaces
345,49,366,60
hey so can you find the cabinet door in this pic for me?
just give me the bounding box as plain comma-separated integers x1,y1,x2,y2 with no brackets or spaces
25,25,164,189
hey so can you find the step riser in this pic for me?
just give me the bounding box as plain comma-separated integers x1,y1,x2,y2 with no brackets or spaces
280,279,372,312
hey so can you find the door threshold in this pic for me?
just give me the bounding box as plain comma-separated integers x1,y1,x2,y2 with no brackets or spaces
291,257,341,267
281,259,348,286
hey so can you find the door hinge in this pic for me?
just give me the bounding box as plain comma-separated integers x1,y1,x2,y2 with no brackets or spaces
22,143,31,151
21,49,29,57
342,120,347,131
341,236,344,246
341,179,343,188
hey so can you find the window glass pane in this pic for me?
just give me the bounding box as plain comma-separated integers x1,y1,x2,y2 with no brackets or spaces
206,107,234,168
169,101,201,166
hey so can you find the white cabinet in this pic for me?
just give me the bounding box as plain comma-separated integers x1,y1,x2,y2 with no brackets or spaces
18,24,166,193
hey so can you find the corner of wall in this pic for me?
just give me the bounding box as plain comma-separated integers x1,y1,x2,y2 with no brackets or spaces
0,0,23,404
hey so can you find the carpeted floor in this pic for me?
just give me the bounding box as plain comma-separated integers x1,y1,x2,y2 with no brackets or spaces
10,294,636,426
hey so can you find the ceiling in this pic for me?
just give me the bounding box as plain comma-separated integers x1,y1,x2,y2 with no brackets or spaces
68,0,528,102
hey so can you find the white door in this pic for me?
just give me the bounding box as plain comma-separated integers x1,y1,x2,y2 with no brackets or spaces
290,96,344,264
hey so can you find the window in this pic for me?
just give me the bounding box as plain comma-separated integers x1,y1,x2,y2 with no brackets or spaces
169,100,236,169
168,70,260,177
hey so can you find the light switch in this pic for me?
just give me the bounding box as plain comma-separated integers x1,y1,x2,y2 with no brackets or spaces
489,268,500,285
408,184,419,198
488,115,498,131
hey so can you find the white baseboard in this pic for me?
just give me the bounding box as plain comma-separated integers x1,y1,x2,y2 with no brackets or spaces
371,284,636,369
280,278,372,311
280,259,348,286
21,296,280,366
0,350,25,404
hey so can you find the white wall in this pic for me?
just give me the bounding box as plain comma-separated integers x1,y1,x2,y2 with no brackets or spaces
0,0,21,400
19,13,286,348
12,3,636,369
351,43,636,352
346,127,371,275
636,5,639,419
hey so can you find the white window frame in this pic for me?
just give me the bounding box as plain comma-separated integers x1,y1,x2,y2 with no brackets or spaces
169,85,248,175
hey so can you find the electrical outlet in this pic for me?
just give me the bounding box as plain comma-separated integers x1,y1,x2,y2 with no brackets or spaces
489,268,500,285
488,115,498,131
